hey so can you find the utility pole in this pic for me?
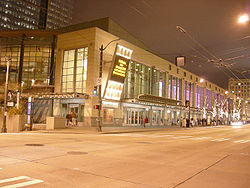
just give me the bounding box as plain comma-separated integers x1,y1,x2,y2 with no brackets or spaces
97,39,120,132
2,58,10,133
97,45,104,132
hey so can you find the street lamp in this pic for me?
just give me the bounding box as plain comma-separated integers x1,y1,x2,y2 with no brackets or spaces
97,38,120,132
238,14,249,24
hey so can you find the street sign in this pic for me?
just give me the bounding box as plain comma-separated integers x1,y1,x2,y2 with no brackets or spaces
7,101,14,107
97,77,102,85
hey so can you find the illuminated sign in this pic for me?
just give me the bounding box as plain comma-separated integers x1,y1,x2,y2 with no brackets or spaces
116,44,133,59
102,101,119,108
104,80,124,100
110,55,129,83
104,45,133,101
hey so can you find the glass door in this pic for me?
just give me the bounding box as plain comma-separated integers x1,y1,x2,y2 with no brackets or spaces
125,108,145,126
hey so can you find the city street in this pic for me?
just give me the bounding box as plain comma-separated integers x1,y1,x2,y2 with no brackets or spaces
0,125,250,188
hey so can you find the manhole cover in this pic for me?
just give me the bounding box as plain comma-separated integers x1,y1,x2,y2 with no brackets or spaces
136,142,152,144
25,144,44,146
67,151,88,155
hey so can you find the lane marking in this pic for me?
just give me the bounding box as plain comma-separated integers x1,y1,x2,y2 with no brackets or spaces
234,140,250,143
189,137,211,140
0,176,29,184
211,138,230,142
0,176,43,188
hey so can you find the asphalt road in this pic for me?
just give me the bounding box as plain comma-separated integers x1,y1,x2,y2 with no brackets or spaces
0,125,250,188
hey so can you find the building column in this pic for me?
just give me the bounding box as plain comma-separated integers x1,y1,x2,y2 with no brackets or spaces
150,106,153,126
150,66,155,95
18,34,25,91
165,72,169,98
49,35,56,86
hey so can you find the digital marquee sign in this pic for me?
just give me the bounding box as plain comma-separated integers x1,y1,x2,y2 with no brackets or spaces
110,55,129,83
104,44,133,101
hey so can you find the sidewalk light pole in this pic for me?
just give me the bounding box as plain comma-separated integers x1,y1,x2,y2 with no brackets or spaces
2,58,11,133
97,39,120,132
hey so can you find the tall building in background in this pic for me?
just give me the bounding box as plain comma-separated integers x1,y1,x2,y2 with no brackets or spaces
0,0,73,30
228,78,250,101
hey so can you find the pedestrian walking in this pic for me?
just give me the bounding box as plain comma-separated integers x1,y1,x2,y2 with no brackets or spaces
190,118,194,127
182,117,186,128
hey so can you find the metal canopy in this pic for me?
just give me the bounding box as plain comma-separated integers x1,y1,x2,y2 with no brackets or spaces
138,94,181,106
21,92,89,99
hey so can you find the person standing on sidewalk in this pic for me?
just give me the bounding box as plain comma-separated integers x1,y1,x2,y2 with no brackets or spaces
65,113,72,127
71,111,77,126
143,116,148,128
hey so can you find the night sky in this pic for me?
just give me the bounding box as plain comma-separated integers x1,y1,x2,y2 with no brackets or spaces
73,0,250,89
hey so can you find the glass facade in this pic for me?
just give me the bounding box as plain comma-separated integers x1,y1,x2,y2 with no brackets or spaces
123,61,166,98
196,85,204,108
0,44,52,88
206,89,213,110
168,75,181,100
62,47,88,93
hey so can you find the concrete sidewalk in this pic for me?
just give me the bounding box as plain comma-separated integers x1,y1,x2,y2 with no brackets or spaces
22,124,231,134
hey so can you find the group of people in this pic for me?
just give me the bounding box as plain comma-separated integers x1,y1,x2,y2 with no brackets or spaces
181,118,215,127
181,117,197,128
65,112,78,127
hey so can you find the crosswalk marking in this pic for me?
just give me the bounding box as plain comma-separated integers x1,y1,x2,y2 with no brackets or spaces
0,176,43,188
211,138,230,142
234,140,250,143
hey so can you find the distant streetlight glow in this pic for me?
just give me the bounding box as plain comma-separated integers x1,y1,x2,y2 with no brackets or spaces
200,78,204,83
225,91,228,95
238,14,249,24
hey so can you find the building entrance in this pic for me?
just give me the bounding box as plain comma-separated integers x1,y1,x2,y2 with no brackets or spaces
61,103,84,122
125,108,145,126
152,109,164,126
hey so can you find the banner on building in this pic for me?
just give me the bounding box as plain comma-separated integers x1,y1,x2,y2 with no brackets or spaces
104,44,133,100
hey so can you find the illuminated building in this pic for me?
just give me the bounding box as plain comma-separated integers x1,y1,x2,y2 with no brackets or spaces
0,18,245,130
0,0,73,30
228,78,250,101
228,78,250,121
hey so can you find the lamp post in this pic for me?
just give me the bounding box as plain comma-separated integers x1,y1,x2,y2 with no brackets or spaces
97,39,120,132
2,58,11,133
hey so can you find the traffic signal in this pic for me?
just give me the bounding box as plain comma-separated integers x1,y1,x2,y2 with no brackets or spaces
93,86,98,95
94,105,100,109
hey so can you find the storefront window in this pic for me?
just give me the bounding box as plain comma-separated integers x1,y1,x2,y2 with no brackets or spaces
62,47,88,93
103,109,114,123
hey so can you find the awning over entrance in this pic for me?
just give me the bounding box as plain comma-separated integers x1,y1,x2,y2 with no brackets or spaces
21,92,89,99
137,94,181,106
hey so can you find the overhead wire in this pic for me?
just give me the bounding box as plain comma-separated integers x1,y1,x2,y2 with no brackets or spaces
176,26,247,85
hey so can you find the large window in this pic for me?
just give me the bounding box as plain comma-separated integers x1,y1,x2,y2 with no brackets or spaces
168,76,181,100
62,47,88,93
196,85,204,108
123,61,165,98
0,45,52,88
